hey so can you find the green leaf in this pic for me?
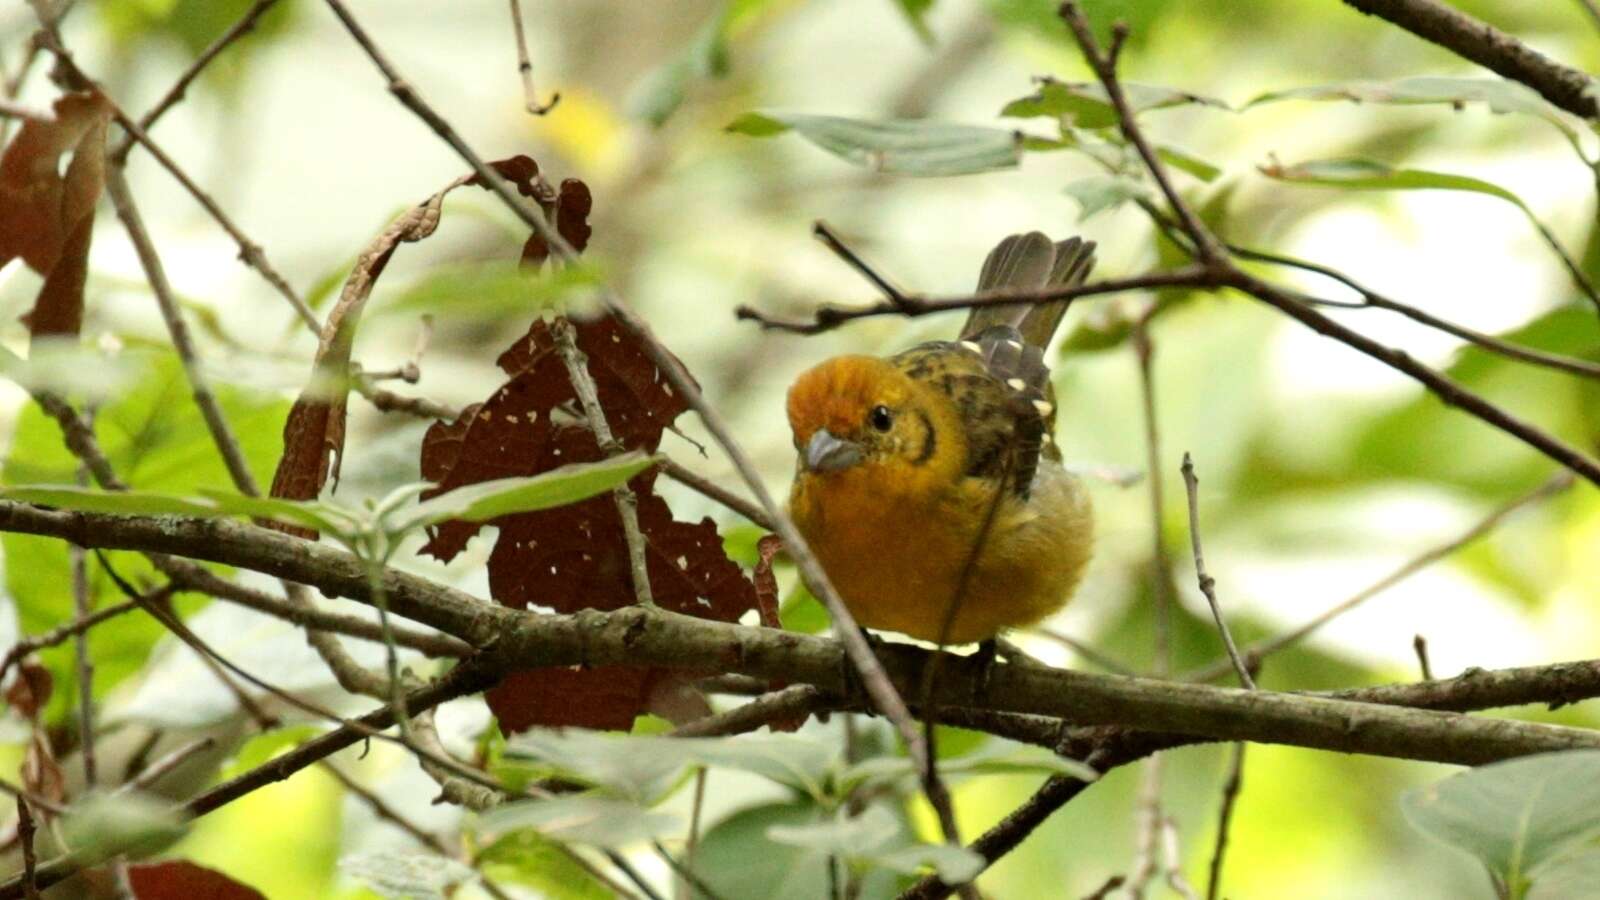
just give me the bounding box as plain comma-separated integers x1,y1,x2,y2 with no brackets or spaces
1247,76,1580,145
501,729,690,804
0,485,220,517
381,261,603,319
2,354,290,724
1261,157,1526,210
768,805,983,882
1001,78,1230,129
766,805,901,856
196,490,353,537
727,113,1025,176
1157,144,1221,182
893,0,937,42
878,843,985,883
1062,174,1151,222
1402,750,1600,896
476,829,614,899
340,849,477,900
61,791,186,859
841,744,1099,794
480,794,680,848
399,452,657,533
1530,850,1600,900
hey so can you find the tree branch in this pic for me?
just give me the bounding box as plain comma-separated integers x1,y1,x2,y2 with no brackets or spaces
1341,0,1600,119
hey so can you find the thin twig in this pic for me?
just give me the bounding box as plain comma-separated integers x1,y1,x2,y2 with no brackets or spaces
554,318,655,607
0,597,140,685
0,779,65,817
25,18,319,334
124,737,217,793
317,0,965,854
737,267,1218,335
813,222,913,307
684,767,708,900
653,841,728,900
15,797,38,900
1227,241,1600,381
670,685,830,738
1031,628,1137,677
0,661,498,897
1186,471,1573,682
69,534,96,786
104,166,261,495
1180,453,1255,690
1205,743,1246,900
109,0,280,163
506,0,558,114
660,459,775,530
1414,635,1435,681
1060,5,1222,262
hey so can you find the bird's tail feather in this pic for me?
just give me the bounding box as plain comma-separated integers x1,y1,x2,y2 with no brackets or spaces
960,232,1097,349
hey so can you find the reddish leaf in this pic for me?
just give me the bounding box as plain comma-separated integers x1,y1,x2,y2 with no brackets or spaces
418,314,757,732
0,91,110,343
753,534,784,631
5,659,52,719
267,155,556,537
751,535,806,733
521,178,592,266
487,666,651,733
127,860,266,900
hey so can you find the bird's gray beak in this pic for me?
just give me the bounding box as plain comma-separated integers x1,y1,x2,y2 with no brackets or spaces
804,429,863,473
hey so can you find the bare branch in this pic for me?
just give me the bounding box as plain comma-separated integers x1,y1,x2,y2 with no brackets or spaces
506,0,559,114
1181,453,1256,690
554,318,655,607
1186,471,1573,682
1414,634,1435,681
736,266,1219,335
109,0,280,163
1341,0,1600,119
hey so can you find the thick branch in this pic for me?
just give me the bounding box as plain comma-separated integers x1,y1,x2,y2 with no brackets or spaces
7,502,1600,769
1342,0,1600,119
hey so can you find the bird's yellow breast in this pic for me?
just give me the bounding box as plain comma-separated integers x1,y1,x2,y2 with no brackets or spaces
790,462,1092,645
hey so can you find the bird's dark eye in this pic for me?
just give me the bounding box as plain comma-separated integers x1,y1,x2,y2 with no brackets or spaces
869,405,893,432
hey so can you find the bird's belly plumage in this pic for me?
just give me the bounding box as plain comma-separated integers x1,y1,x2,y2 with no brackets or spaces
790,464,1092,644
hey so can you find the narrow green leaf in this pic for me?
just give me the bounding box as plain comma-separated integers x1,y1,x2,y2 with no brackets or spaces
480,795,680,848
1261,157,1526,210
766,805,900,856
401,452,656,533
726,112,1025,176
196,489,353,536
1001,78,1230,129
477,829,614,899
1157,144,1221,182
0,485,219,517
340,849,477,900
1246,76,1580,146
878,843,985,883
1062,174,1151,222
1403,750,1600,895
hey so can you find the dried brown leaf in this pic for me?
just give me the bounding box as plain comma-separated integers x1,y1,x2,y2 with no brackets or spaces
418,314,757,732
267,156,553,537
0,92,110,342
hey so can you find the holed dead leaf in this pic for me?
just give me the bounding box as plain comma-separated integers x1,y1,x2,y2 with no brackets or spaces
0,92,111,343
419,315,758,731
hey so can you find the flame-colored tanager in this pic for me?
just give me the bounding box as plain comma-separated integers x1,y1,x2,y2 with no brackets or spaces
786,232,1095,646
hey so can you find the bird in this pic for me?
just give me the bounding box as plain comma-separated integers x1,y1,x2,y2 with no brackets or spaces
786,232,1096,647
